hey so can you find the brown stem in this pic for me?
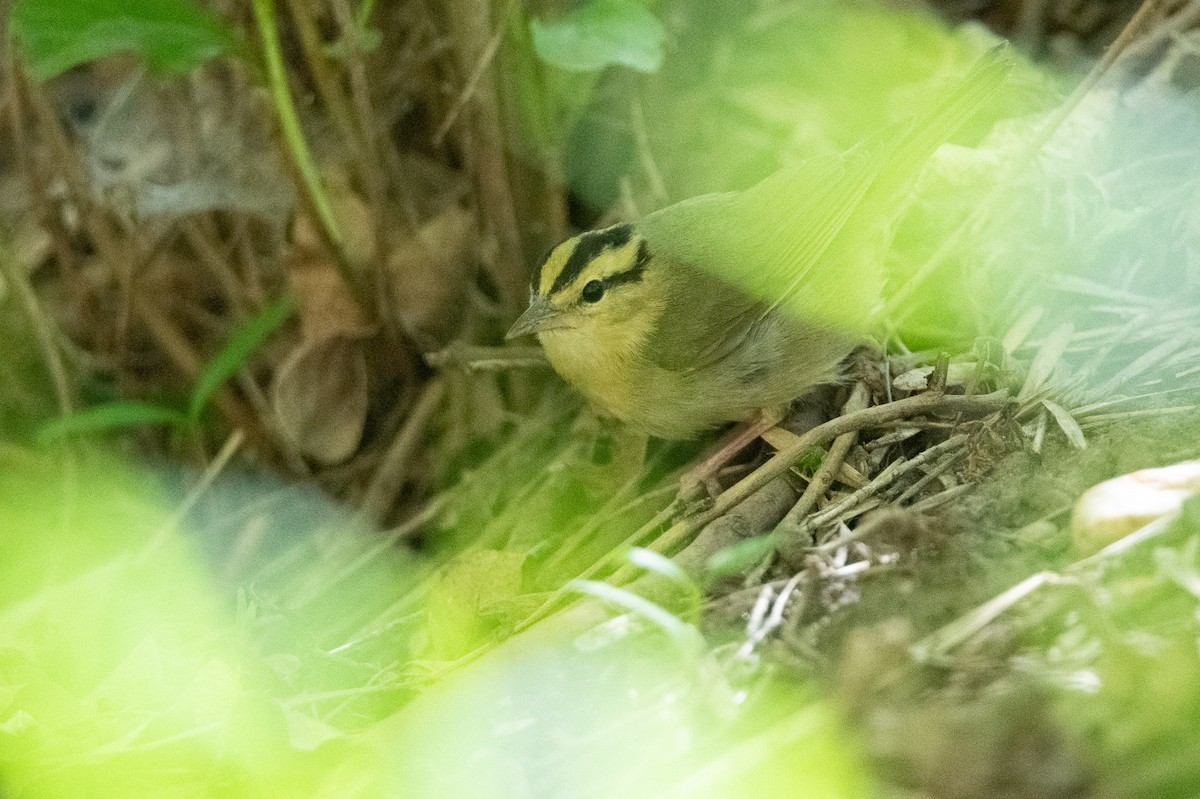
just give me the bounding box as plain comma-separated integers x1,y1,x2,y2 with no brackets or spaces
359,377,447,524
443,0,527,314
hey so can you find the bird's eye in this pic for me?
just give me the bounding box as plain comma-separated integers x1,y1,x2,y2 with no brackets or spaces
581,279,605,303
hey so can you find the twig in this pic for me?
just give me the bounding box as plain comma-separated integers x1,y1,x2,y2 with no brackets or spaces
705,391,1008,527
779,382,870,529
425,343,549,371
443,0,528,313
790,457,912,548
359,378,447,524
657,391,1009,557
0,236,73,416
907,481,972,513
433,0,517,145
892,446,964,504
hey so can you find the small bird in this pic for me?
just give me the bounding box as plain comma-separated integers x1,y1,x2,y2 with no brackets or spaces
507,50,1011,440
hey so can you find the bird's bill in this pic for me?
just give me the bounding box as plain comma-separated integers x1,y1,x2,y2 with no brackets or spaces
505,297,566,339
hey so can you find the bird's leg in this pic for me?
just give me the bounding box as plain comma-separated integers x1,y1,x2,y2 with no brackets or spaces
679,407,786,500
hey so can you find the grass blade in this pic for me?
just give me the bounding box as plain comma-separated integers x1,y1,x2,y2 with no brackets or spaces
188,296,293,424
36,401,186,444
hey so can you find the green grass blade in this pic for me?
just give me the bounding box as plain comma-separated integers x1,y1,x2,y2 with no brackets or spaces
187,296,293,425
36,401,186,444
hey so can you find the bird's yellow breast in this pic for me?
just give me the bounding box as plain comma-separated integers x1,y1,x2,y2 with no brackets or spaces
535,302,660,424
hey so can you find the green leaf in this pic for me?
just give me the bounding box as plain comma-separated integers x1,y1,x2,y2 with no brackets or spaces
11,0,237,80
530,0,664,73
35,401,186,444
705,534,775,579
188,296,293,424
1182,493,1200,531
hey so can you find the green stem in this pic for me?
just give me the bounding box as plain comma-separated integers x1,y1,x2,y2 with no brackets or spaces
356,0,377,29
250,0,346,254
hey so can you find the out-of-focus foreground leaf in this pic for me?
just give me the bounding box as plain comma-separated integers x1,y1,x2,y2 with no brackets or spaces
10,0,237,80
530,0,665,73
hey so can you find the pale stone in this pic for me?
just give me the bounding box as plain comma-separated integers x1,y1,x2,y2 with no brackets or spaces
1072,460,1200,553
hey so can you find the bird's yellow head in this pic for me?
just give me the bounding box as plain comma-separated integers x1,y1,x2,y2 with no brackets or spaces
505,224,662,346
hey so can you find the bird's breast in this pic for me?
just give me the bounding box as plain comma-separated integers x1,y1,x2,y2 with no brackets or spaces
538,326,647,424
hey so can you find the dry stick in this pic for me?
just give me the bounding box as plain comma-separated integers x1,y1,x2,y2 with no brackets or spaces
444,0,527,314
180,220,249,319
908,482,972,513
644,391,1011,563
802,435,970,553
779,382,871,529
433,0,516,146
0,235,73,415
425,343,549,371
593,392,1007,593
4,53,81,296
281,0,367,161
892,446,964,504
1113,0,1196,63
793,457,911,545
330,0,394,271
359,377,448,524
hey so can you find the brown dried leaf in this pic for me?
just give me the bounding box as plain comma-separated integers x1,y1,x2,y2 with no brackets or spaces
387,206,477,352
292,167,377,267
272,336,369,464
286,249,374,341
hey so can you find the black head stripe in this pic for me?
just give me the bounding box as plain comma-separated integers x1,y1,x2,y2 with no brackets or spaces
530,243,557,292
550,224,633,294
605,238,650,288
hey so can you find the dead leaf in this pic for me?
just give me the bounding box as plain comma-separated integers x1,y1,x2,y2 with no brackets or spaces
386,206,477,352
287,250,374,342
272,336,369,464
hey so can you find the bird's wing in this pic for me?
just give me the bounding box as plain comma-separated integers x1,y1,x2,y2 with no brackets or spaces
644,258,767,374
637,46,1013,341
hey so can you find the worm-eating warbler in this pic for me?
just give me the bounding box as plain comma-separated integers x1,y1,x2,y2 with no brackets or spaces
507,51,1010,439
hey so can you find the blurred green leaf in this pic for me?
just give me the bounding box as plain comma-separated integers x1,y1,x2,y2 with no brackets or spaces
705,534,775,579
10,0,237,80
188,296,293,424
35,401,186,444
420,549,526,661
530,0,664,73
1182,494,1200,531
